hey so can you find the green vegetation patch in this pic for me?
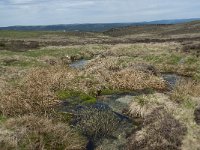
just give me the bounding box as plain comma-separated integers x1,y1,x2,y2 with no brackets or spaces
56,90,96,105
100,89,121,95
0,115,7,123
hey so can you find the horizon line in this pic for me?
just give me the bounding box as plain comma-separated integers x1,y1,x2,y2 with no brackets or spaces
1,17,200,28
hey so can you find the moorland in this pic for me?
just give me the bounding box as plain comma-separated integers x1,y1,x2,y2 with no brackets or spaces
0,21,200,150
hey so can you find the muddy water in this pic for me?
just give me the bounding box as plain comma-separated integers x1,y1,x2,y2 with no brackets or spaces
97,93,136,114
162,73,189,90
69,59,89,69
162,73,181,88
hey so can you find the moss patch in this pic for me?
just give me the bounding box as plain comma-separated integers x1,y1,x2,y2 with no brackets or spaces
56,90,96,105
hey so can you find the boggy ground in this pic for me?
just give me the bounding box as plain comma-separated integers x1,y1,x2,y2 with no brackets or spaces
0,42,200,150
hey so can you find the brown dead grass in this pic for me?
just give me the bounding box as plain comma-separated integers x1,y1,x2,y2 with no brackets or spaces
110,68,166,91
0,115,87,150
85,56,167,91
170,79,200,103
0,66,76,116
127,108,187,150
128,93,176,118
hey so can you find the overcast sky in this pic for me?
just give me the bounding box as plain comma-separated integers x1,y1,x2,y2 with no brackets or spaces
1,0,200,27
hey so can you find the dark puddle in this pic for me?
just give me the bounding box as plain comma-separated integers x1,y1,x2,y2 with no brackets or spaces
162,73,181,88
69,59,89,69
161,73,190,90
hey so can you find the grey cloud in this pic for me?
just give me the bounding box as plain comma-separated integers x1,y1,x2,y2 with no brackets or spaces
1,0,200,27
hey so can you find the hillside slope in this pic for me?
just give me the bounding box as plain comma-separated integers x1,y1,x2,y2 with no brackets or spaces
104,21,200,37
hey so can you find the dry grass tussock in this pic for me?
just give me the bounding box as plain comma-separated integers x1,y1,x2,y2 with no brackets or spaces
110,68,166,90
0,115,87,150
0,66,71,116
127,108,187,150
85,56,167,91
170,79,200,102
128,93,176,118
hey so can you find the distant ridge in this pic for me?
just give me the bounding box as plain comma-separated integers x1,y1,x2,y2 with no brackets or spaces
0,18,200,32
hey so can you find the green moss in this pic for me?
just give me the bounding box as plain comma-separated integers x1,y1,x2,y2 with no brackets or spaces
56,90,96,105
100,89,120,95
56,90,71,100
79,93,96,104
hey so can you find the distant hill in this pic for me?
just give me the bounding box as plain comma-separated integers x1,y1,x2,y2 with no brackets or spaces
104,20,200,37
0,18,200,32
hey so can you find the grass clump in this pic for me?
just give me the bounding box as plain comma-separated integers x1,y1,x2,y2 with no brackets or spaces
75,108,120,140
0,115,87,150
0,66,78,117
85,57,167,91
127,108,187,150
128,94,160,118
170,79,200,103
